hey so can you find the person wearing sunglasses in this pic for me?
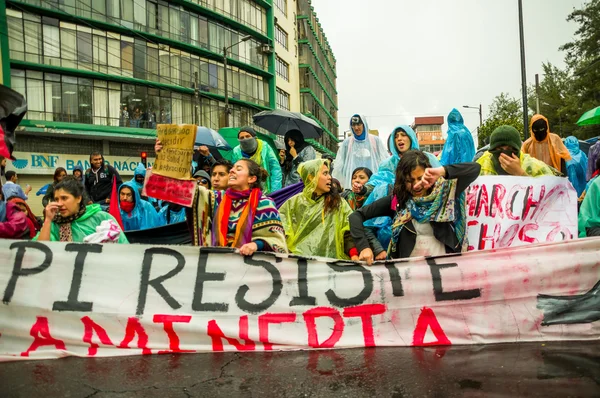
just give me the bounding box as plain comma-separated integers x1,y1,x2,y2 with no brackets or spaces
193,170,212,189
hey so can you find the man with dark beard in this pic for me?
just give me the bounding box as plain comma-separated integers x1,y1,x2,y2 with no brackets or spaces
477,126,556,177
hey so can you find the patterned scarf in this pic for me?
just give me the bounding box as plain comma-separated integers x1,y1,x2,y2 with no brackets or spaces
53,202,87,242
344,191,367,211
388,178,467,257
212,188,261,248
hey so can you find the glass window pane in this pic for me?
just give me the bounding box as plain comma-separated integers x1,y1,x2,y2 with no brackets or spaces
93,88,108,125
169,7,180,41
147,46,159,82
147,2,157,32
133,39,146,79
43,24,60,60
77,31,93,68
62,81,78,122
44,81,61,121
108,89,121,126
60,28,77,69
107,38,121,73
79,83,93,124
121,41,134,75
159,49,170,84
8,16,25,61
134,0,146,27
121,0,134,22
107,0,120,19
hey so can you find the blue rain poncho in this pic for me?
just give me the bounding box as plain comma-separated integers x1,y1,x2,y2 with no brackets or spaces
332,114,388,189
129,163,146,193
564,136,588,196
362,126,441,249
439,109,476,166
158,204,187,225
118,181,161,231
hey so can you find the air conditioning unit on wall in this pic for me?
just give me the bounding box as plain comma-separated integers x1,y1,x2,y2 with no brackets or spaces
261,44,274,54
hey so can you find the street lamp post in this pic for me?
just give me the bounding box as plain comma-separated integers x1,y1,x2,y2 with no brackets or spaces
223,35,252,127
517,0,529,135
463,104,483,144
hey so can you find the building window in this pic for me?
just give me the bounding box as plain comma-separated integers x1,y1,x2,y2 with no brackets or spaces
10,69,259,129
276,88,290,111
275,0,287,16
276,56,289,81
275,24,288,50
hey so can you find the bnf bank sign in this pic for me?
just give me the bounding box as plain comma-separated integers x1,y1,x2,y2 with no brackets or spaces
7,152,155,176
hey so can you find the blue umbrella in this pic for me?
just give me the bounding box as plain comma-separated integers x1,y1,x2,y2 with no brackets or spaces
195,126,232,150
36,183,51,196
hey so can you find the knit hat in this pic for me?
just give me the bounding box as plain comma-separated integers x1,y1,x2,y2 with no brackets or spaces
193,170,210,180
274,140,285,150
489,126,522,151
238,126,257,138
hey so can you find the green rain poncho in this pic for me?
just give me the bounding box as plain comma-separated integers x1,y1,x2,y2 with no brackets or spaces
279,159,354,260
579,177,600,237
34,204,129,243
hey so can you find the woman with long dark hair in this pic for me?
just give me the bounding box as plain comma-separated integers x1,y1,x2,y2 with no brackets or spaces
350,150,480,264
42,167,67,207
35,177,128,243
192,158,288,255
282,129,316,187
279,159,359,260
341,167,373,211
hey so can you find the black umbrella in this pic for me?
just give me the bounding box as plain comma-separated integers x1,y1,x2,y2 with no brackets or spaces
253,109,323,139
0,84,27,160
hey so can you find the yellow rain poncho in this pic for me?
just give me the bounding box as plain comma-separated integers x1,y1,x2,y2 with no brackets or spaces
477,151,558,177
279,159,354,260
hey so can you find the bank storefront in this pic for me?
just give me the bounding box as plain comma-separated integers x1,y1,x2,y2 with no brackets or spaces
6,152,155,215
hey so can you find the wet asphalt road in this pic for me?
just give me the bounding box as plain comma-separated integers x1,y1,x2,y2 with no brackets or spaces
1,341,599,397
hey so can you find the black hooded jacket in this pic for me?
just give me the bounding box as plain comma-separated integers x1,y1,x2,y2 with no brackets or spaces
84,155,122,203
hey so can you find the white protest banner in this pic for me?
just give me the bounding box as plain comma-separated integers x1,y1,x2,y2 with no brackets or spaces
465,176,577,251
1,238,599,361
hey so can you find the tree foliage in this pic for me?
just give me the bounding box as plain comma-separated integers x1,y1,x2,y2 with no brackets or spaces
487,0,600,141
478,93,524,146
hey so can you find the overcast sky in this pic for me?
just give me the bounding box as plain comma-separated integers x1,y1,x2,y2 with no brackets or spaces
311,0,587,145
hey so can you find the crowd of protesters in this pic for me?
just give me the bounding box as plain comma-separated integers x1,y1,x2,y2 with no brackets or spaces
2,109,600,261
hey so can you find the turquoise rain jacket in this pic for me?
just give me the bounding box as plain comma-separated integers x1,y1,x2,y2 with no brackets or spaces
158,204,187,225
363,125,441,250
564,136,588,196
129,163,146,193
440,109,476,166
118,181,161,231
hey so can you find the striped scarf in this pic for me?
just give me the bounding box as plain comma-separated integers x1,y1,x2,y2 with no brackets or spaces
212,188,260,247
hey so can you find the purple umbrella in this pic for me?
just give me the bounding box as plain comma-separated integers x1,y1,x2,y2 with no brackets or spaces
268,181,304,208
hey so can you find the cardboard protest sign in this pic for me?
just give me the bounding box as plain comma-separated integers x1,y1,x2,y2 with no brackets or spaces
152,124,196,180
466,176,577,251
1,237,599,361
142,168,196,207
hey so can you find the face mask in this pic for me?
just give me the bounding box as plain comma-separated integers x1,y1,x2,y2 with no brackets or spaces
120,200,135,213
532,120,548,141
239,137,258,154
